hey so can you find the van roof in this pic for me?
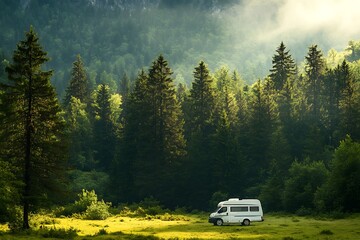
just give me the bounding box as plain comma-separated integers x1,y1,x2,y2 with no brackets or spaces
218,199,261,207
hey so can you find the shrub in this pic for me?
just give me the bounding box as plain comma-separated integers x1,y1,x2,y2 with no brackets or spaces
283,160,329,212
139,196,161,208
83,200,111,220
74,189,98,213
96,228,107,235
7,206,23,232
55,189,112,218
40,227,78,239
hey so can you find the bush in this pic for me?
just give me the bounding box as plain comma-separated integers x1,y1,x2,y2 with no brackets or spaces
83,200,111,220
74,189,98,213
7,206,23,233
55,189,113,218
295,207,312,216
40,227,78,239
283,160,329,212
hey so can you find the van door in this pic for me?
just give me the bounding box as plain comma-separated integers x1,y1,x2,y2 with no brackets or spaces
217,206,229,223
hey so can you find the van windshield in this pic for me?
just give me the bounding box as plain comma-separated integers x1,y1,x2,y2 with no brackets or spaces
217,206,227,213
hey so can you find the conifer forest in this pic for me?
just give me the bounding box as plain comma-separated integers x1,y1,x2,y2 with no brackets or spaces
0,0,360,230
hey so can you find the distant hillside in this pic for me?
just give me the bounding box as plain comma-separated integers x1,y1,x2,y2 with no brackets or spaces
1,0,359,97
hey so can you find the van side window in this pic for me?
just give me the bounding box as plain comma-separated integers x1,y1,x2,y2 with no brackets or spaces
230,206,248,212
250,206,259,212
218,207,227,213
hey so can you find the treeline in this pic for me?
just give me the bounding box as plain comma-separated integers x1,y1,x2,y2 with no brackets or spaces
1,29,360,230
61,41,360,213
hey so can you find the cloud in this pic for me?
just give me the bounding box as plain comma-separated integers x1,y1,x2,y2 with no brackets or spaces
269,0,360,45
225,0,360,49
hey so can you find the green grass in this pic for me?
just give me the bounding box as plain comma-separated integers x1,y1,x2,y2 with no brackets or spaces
1,213,360,239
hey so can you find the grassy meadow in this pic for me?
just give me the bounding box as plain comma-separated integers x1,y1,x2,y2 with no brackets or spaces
1,213,360,240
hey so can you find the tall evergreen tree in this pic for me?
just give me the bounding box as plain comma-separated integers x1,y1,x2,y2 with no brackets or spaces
64,55,89,106
269,42,296,91
302,45,327,159
0,27,66,229
66,96,94,170
184,61,216,208
132,56,186,204
93,84,116,171
186,61,216,133
114,70,148,202
304,45,325,120
339,62,360,141
211,66,241,195
119,72,130,98
214,66,239,126
245,78,278,186
323,60,349,146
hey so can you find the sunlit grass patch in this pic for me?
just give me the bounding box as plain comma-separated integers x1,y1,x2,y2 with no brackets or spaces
1,213,360,239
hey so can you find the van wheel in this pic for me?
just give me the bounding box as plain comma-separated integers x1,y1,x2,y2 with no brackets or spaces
215,219,223,226
243,219,250,226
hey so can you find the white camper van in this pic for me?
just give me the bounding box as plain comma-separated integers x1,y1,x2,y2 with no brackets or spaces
209,198,264,226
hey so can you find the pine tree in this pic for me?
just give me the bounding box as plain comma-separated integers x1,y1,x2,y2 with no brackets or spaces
302,45,327,159
64,54,89,106
113,70,148,202
245,79,278,184
304,45,325,120
270,42,296,91
131,56,186,204
67,96,94,170
339,62,360,141
214,66,239,126
183,61,217,207
323,60,349,146
0,27,66,229
119,72,130,98
93,84,116,171
187,61,216,134
210,66,241,195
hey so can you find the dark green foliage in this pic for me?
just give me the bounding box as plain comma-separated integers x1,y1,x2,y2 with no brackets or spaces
270,42,296,91
339,63,360,141
56,189,111,219
304,45,325,120
321,60,351,146
115,56,186,206
283,160,329,212
259,160,285,212
0,10,359,215
319,229,334,235
184,61,217,208
0,159,20,223
317,136,360,212
40,227,78,239
0,27,67,229
113,70,148,202
66,97,94,170
64,55,90,107
245,79,278,184
93,84,116,171
302,45,327,160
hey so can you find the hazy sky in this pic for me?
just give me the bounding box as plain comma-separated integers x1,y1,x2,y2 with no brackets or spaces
226,0,360,49
215,0,360,78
